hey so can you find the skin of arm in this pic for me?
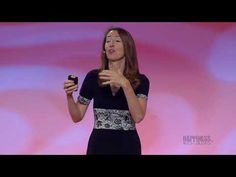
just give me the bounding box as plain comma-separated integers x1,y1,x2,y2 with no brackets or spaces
64,80,89,123
99,70,147,123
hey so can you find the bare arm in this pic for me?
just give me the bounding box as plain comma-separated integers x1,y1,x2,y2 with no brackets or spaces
64,80,89,123
66,94,89,123
121,80,147,123
99,70,148,123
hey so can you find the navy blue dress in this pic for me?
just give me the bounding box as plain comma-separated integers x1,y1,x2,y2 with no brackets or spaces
78,69,149,155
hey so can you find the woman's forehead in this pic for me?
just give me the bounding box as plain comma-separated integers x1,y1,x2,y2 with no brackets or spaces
107,30,119,37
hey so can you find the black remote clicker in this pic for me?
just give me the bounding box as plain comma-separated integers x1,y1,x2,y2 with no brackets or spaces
68,75,78,85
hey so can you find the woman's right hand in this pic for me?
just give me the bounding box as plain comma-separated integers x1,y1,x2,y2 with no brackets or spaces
64,80,78,95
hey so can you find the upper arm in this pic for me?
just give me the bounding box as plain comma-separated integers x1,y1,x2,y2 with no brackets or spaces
136,74,150,115
76,70,96,119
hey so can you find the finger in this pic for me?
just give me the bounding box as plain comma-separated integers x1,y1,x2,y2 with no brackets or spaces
74,85,78,91
102,69,112,73
64,80,75,87
64,80,74,84
65,86,77,92
65,88,77,93
65,82,75,87
65,85,78,91
99,76,111,80
100,70,113,74
102,81,111,85
99,72,112,77
68,85,78,90
64,83,75,89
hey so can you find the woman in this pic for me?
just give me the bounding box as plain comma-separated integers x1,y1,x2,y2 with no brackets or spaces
64,27,150,154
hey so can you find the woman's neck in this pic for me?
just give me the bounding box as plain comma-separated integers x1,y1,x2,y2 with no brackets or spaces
108,58,125,73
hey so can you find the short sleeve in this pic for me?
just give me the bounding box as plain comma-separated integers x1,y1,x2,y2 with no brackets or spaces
77,70,97,105
135,74,150,100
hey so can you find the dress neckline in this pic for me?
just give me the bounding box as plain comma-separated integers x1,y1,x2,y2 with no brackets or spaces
109,85,121,97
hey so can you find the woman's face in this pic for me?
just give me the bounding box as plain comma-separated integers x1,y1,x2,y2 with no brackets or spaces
105,30,125,61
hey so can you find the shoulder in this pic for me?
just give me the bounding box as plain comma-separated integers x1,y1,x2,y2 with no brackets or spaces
139,73,150,85
82,69,99,84
135,73,150,95
85,69,99,78
86,69,99,76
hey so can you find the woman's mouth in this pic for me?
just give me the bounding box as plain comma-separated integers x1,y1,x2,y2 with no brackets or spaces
108,49,115,54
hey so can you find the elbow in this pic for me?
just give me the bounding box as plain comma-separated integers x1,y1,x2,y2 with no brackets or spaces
131,109,146,123
72,116,83,123
133,114,144,124
134,117,144,123
134,108,147,123
72,119,79,123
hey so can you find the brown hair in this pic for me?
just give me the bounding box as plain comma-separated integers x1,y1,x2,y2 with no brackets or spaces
98,27,140,89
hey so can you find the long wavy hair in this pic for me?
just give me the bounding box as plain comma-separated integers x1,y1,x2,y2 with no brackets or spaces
98,27,140,89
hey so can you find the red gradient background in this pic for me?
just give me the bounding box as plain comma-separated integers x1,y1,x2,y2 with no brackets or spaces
0,22,236,154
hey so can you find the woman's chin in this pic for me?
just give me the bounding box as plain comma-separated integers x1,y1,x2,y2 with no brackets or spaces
107,56,125,62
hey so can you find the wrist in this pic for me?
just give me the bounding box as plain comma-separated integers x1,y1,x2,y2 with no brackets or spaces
121,78,131,89
66,93,73,98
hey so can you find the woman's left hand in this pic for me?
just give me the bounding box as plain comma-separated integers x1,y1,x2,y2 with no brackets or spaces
99,70,128,88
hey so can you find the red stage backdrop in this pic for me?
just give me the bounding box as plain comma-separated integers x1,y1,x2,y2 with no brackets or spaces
0,22,236,154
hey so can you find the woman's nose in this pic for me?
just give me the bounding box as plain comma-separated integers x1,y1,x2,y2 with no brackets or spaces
109,42,114,47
